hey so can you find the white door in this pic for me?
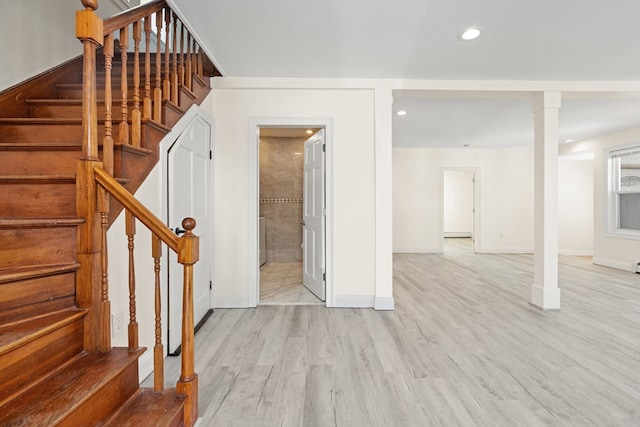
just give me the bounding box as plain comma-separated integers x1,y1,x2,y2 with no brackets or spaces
168,115,212,354
303,130,325,300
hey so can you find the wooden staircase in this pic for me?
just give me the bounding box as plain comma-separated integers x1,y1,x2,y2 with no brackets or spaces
0,1,219,425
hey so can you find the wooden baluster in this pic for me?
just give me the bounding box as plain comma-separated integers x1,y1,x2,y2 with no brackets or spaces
98,187,111,352
191,39,197,82
171,13,179,104
154,9,163,122
185,33,192,91
163,9,170,102
176,218,199,427
143,15,152,121
119,26,129,146
103,33,114,175
132,21,141,147
152,233,164,392
197,45,203,79
126,210,139,351
179,20,185,89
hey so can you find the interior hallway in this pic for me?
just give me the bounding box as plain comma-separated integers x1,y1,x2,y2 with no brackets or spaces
149,254,640,426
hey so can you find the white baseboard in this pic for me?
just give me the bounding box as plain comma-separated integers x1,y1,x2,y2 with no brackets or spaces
334,295,374,308
213,296,251,308
592,256,636,273
374,296,395,311
138,350,155,385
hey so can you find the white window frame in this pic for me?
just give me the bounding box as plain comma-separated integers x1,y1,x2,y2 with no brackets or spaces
605,143,640,239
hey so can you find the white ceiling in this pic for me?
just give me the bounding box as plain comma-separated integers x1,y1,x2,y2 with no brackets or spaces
173,0,640,148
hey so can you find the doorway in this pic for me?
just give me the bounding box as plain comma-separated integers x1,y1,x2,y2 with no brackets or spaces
442,168,480,253
248,118,333,307
258,127,325,305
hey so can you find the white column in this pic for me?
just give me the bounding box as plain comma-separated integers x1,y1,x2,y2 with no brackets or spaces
374,85,394,310
531,92,562,310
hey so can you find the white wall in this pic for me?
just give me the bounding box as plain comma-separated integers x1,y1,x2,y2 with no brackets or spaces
0,0,137,90
393,148,536,253
568,126,640,271
443,170,474,236
558,158,594,255
210,88,376,306
108,164,162,382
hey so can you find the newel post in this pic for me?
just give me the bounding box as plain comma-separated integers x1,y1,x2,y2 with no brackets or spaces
76,0,103,160
176,218,199,427
76,1,106,352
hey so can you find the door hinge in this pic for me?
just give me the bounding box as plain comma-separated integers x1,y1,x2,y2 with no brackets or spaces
323,272,326,281
209,280,212,290
322,143,326,152
209,150,213,160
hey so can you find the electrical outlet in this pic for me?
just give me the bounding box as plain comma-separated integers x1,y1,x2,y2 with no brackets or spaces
112,309,124,337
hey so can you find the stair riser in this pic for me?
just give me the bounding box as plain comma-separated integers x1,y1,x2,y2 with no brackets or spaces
0,181,76,218
59,359,141,427
0,122,105,144
0,227,77,269
0,272,76,324
0,318,84,405
0,149,82,175
28,103,132,119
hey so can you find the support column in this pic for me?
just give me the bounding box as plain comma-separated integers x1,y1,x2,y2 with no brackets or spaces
531,92,561,310
374,85,394,310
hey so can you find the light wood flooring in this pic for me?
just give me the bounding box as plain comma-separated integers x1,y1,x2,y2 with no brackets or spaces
259,262,323,305
148,253,640,426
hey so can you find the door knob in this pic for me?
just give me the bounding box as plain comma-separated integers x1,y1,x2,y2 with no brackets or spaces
174,227,186,236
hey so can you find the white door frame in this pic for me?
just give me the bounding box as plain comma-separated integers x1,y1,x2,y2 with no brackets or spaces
159,105,215,351
440,167,481,253
248,117,334,307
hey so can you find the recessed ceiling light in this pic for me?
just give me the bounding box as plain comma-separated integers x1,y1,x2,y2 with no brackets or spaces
460,27,482,41
306,129,313,134
564,139,574,143
463,144,470,147
396,110,407,116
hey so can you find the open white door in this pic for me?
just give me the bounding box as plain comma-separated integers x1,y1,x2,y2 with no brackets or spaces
168,115,212,354
303,130,325,300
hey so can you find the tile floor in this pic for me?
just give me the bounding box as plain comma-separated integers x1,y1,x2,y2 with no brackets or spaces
259,262,324,305
444,237,473,253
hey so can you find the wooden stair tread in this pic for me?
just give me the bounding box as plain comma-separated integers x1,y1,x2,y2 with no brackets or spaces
0,347,145,426
25,98,134,104
0,308,87,356
0,262,80,284
0,117,82,124
0,141,83,150
104,389,186,427
0,218,84,228
0,175,75,183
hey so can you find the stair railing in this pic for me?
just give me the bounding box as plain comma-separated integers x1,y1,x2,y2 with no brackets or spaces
75,1,213,425
78,0,216,175
94,166,199,426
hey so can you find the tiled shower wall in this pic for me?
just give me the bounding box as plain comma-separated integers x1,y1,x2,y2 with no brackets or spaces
259,136,305,262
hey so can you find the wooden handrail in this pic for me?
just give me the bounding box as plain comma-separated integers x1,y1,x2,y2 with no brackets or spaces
103,0,167,35
94,167,178,251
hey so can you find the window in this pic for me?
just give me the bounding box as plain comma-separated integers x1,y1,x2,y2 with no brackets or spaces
606,144,640,238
